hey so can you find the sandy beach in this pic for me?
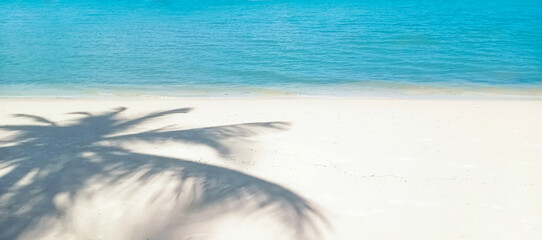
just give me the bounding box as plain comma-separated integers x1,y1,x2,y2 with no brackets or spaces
0,97,541,240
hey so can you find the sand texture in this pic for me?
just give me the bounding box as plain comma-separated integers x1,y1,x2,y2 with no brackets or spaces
1,98,541,240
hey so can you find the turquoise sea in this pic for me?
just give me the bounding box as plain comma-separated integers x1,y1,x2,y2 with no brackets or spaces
1,0,541,97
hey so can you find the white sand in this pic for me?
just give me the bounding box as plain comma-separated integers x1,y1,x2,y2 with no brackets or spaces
0,97,541,240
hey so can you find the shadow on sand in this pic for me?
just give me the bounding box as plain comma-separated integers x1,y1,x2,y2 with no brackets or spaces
0,107,329,240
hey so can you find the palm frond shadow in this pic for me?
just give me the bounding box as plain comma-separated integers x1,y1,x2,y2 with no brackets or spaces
0,107,329,239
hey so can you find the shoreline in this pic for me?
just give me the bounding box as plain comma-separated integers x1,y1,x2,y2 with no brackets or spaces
2,82,542,100
2,93,542,101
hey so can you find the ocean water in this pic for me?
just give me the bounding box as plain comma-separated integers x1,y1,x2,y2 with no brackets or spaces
1,0,541,97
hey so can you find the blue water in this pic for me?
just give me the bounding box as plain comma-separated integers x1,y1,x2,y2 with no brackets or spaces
1,0,542,97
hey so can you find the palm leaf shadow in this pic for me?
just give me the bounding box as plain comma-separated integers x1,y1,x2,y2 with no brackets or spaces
0,107,329,239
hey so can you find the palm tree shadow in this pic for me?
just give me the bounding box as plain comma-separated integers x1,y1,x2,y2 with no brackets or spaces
0,107,329,240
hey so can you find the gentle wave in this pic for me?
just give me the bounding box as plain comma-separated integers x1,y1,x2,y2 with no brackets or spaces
1,0,541,97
